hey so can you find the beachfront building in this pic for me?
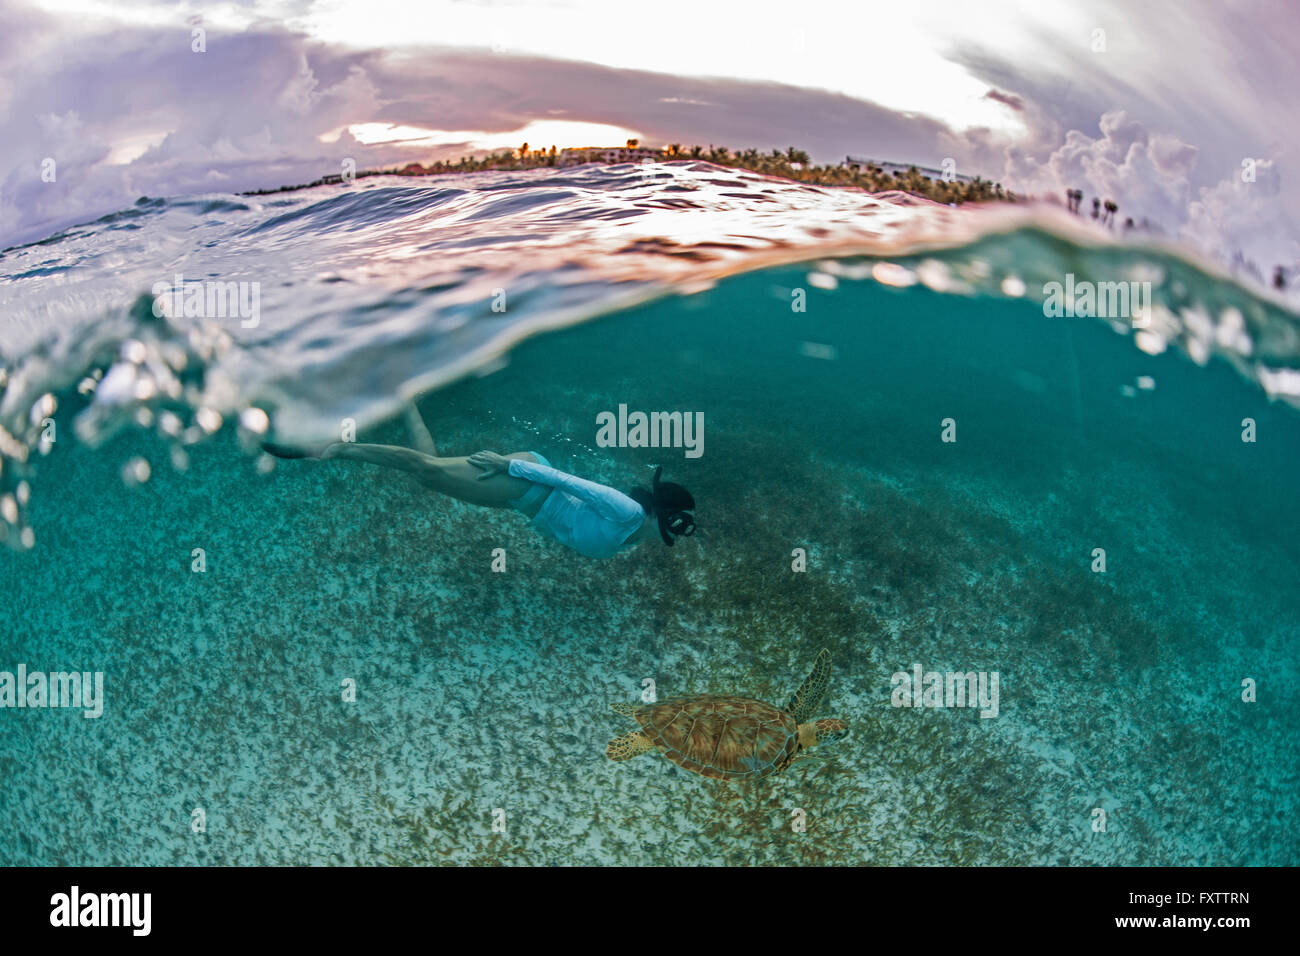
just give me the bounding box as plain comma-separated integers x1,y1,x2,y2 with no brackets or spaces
559,145,664,166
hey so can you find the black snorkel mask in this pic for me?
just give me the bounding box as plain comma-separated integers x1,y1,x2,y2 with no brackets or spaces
652,466,696,547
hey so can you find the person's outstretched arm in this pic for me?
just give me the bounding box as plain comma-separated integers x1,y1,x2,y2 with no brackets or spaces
507,459,644,522
471,452,643,522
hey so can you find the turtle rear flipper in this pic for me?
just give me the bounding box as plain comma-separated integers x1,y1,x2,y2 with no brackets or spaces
606,730,654,761
784,648,832,723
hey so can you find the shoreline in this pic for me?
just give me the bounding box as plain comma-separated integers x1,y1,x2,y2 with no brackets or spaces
239,147,1018,207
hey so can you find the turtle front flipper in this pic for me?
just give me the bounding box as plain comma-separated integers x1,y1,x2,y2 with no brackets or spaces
784,648,832,723
606,730,655,761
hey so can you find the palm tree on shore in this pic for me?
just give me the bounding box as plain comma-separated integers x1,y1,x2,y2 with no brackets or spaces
275,139,1020,208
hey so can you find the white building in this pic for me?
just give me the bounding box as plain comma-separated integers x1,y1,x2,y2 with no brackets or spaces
559,146,664,166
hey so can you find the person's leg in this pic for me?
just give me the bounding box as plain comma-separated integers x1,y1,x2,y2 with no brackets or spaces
405,400,437,456
324,443,540,509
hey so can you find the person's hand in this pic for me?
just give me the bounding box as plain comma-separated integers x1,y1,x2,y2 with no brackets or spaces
468,450,510,479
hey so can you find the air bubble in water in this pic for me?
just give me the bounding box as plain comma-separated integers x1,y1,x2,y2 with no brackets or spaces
240,407,270,434
195,408,223,433
158,411,183,436
122,457,152,485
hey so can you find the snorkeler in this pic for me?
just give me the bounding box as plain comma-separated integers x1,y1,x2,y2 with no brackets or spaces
262,417,695,559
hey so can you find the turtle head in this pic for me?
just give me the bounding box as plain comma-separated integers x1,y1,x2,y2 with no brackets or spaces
797,718,849,750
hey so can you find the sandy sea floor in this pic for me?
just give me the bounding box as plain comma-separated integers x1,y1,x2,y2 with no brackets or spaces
3,269,1296,865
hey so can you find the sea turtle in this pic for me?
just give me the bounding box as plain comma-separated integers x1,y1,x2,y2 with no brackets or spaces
606,649,849,779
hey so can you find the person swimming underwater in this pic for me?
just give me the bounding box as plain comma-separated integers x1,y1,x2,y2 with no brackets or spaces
262,417,695,559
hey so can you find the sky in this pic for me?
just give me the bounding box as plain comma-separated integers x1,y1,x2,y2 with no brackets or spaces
1,0,1297,276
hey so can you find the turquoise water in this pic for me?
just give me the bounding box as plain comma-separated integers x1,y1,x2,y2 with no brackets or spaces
1,163,1297,864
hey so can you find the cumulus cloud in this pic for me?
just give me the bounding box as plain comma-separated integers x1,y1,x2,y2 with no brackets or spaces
1185,160,1294,278
990,109,1296,279
0,13,390,245
939,0,1300,277
1005,110,1196,222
